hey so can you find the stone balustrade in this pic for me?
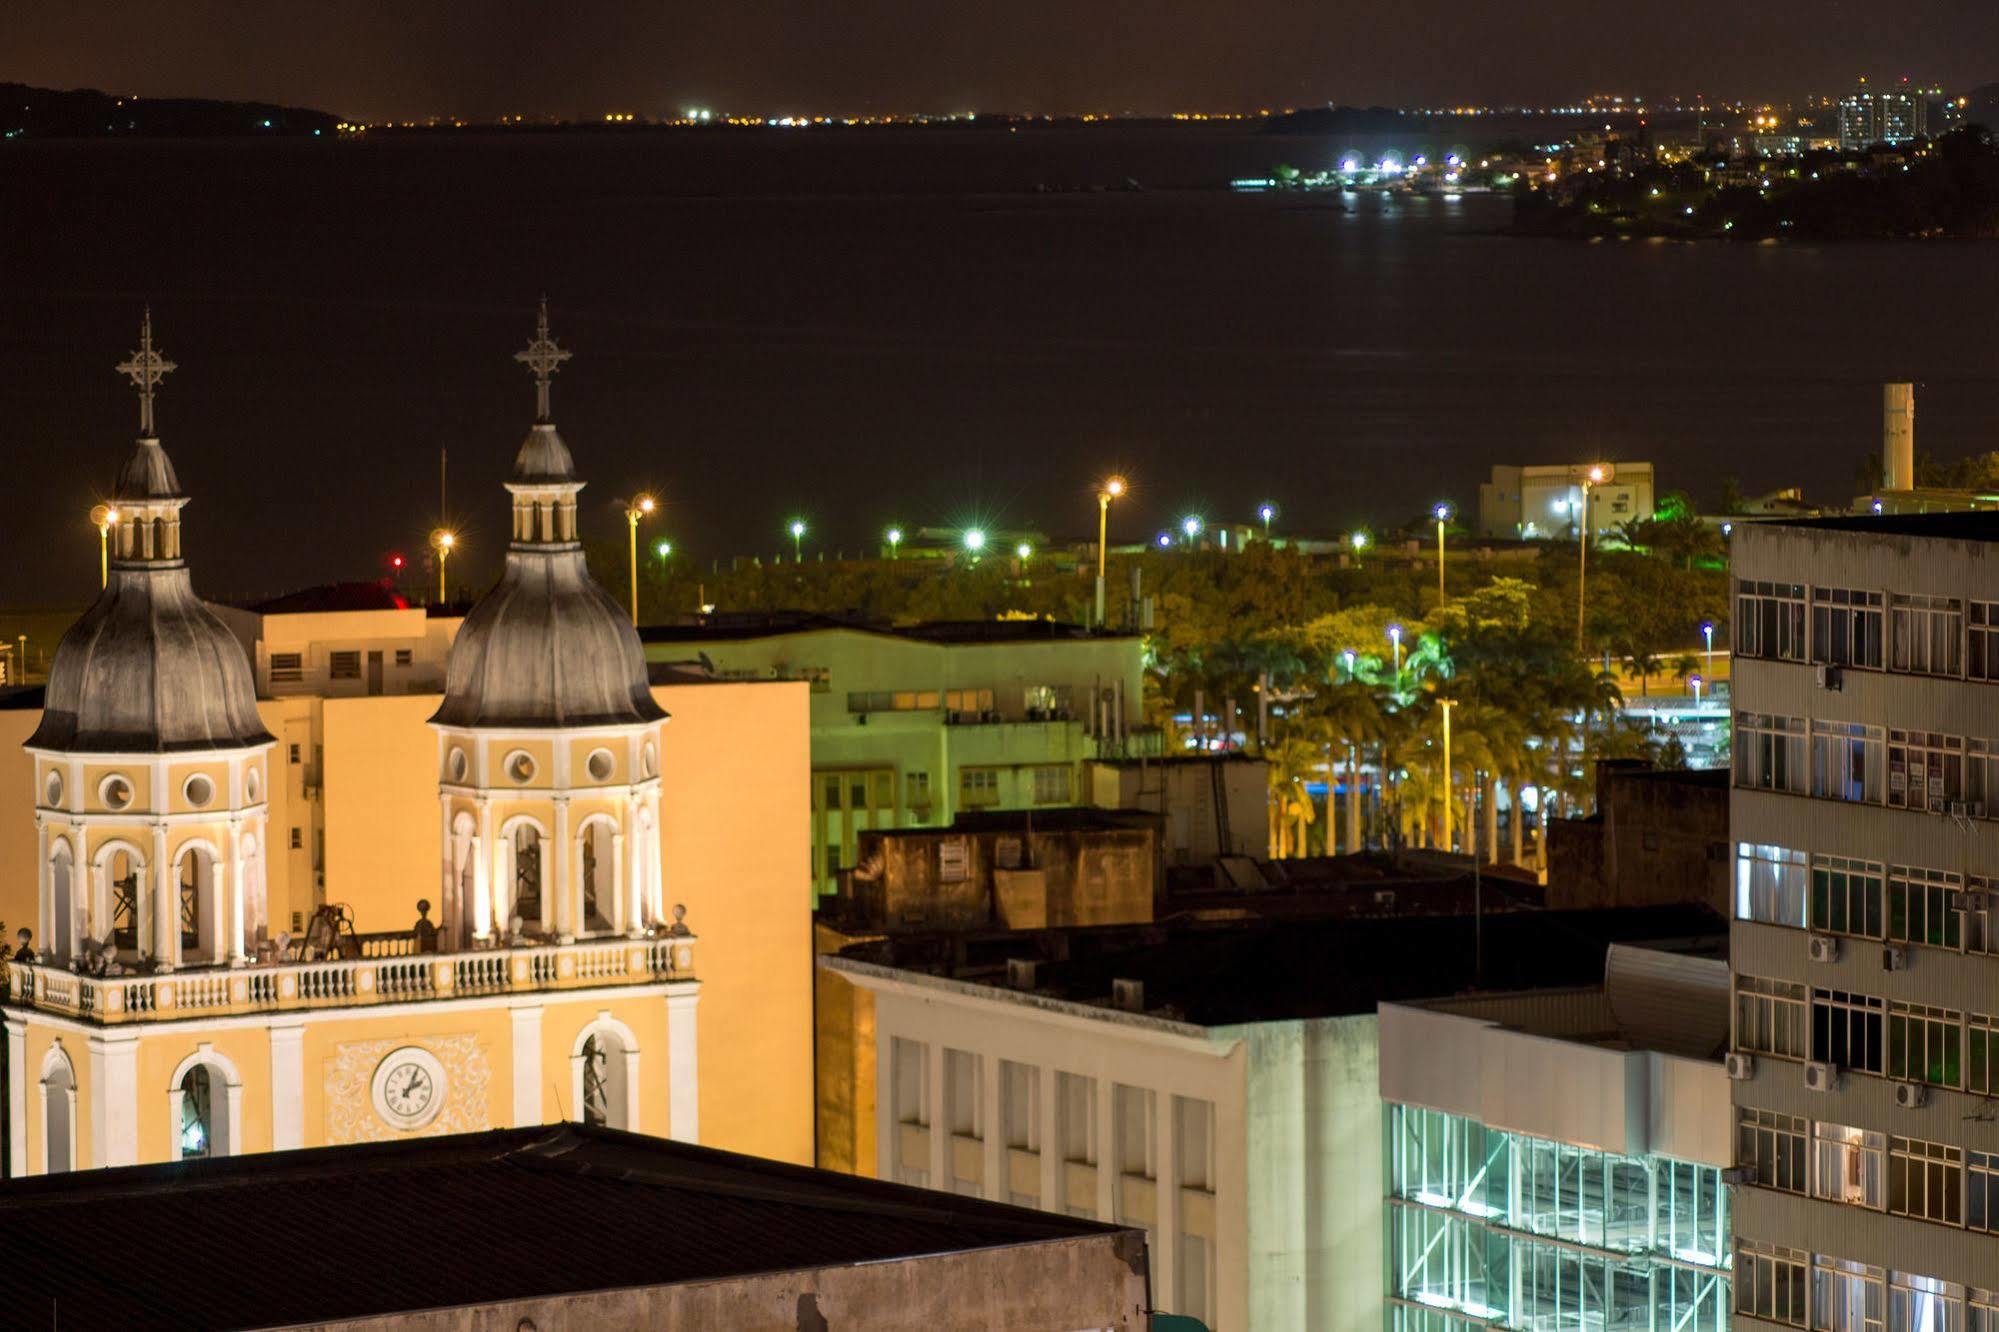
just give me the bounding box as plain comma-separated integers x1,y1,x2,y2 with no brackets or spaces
5,934,696,1025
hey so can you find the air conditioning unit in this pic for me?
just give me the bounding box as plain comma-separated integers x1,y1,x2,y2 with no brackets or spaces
1815,663,1843,691
1006,958,1040,991
1948,800,1984,819
1722,1165,1757,1186
1111,978,1145,1012
1803,1061,1840,1093
1725,1052,1756,1081
1808,934,1841,963
1883,944,1909,971
1894,1081,1928,1109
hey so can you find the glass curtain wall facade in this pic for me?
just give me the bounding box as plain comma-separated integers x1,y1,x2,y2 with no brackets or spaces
1385,1103,1732,1331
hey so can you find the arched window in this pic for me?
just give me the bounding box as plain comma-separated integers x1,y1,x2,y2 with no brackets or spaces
180,1065,214,1159
572,1018,638,1131
48,840,75,963
41,1047,76,1174
580,818,617,935
101,844,144,954
175,844,218,963
513,824,543,925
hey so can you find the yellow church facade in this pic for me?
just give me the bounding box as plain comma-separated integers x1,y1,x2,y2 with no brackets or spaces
3,309,811,1176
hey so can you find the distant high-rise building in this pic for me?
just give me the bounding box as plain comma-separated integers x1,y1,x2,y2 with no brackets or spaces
1838,78,1936,150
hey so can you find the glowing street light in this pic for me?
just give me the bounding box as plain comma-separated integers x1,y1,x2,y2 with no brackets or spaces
789,518,806,562
1700,620,1716,686
1690,673,1705,707
963,527,987,554
1156,532,1173,549
1576,464,1610,651
1096,477,1126,626
885,526,904,560
90,504,119,589
431,529,457,604
1257,502,1276,536
624,494,656,625
1016,541,1033,562
1181,515,1204,544
1439,696,1457,853
1433,502,1453,606
1342,648,1357,679
1388,622,1404,674
1349,529,1370,566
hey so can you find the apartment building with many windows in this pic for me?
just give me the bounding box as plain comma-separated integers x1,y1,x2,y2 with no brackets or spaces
1728,513,1999,1330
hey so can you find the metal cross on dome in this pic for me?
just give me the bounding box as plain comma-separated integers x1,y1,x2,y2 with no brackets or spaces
115,307,176,436
514,297,571,422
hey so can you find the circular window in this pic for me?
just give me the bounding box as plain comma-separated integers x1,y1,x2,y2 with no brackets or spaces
642,741,659,779
449,747,469,782
370,1046,448,1132
183,774,214,808
245,767,262,802
100,774,134,811
44,771,63,807
586,748,614,782
505,751,536,784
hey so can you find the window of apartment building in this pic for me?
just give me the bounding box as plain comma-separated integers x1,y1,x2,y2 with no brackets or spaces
328,650,361,680
1965,882,1999,957
1890,594,1964,677
1175,1096,1215,1193
1055,1071,1097,1217
1812,586,1885,669
1023,684,1072,718
890,1037,929,1188
1177,1233,1214,1331
944,1048,981,1196
1737,975,1809,1059
1888,1000,1963,1089
1660,1159,1728,1268
1891,1275,1968,1332
269,652,303,683
1737,713,1808,794
288,827,302,850
905,771,931,812
393,648,413,667
1814,1122,1885,1210
1736,1240,1808,1327
1813,719,1886,804
1813,988,1885,1075
1737,1108,1807,1194
1889,865,1963,950
1811,1255,1885,1332
1811,856,1885,939
958,766,1001,808
1969,1152,1999,1234
846,690,943,713
1000,1059,1040,1191
1969,740,1999,815
1888,729,1964,811
1970,602,1999,680
1968,1014,1999,1096
1738,844,1808,928
1737,579,1807,662
1114,1084,1156,1182
1888,1136,1963,1226
1974,1290,1999,1332
945,688,995,715
1031,764,1072,804
287,743,302,765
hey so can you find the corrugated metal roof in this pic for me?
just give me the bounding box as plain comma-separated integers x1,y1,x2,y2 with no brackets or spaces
1603,941,1729,1059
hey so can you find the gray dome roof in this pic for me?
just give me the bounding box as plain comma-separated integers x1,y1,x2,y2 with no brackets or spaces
116,437,184,500
431,548,665,731
512,422,575,485
28,566,272,754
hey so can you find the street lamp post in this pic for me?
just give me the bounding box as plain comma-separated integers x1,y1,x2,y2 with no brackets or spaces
1701,620,1715,692
1576,464,1608,651
1350,529,1370,567
1181,515,1203,546
1388,623,1404,675
625,495,656,625
90,505,119,589
1096,477,1125,627
431,529,456,604
1015,541,1033,567
1690,673,1704,708
1258,503,1275,538
1433,503,1452,606
963,528,987,559
886,527,903,561
1342,648,1357,680
1439,696,1456,853
789,519,806,563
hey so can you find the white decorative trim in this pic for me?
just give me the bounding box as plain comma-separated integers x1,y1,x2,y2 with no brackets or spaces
166,1042,245,1160
570,1011,643,1131
370,1045,448,1131
665,989,700,1144
86,1031,140,1169
269,1021,305,1150
510,1004,543,1127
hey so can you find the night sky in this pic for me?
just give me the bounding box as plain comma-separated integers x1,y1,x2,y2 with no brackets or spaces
11,1,1999,120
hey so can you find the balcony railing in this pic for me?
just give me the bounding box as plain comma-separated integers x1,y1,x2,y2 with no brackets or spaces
6,934,697,1025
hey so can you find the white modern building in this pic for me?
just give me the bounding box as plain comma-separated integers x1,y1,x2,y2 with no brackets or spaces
1477,462,1656,542
1380,943,1736,1331
1729,511,1999,1329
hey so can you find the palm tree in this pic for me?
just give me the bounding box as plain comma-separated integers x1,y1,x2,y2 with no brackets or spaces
1265,738,1319,858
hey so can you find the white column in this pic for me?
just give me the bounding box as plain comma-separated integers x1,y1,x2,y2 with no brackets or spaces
34,819,50,960
1037,1060,1060,1211
151,824,175,971
78,824,97,947
644,790,664,923
553,797,574,943
5,1019,26,1177
1094,1075,1115,1219
89,1033,140,1168
616,830,636,937
981,1051,1003,1201
438,799,455,931
473,800,494,941
623,797,642,934
510,1003,543,1127
927,1038,948,1188
666,987,700,1143
227,821,248,966
1156,1091,1179,1315
875,1024,898,1183
269,1022,305,1150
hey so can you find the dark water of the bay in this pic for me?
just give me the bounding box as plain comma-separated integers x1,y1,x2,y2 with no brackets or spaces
0,127,1994,605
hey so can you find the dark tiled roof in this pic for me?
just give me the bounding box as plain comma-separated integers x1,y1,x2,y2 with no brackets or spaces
246,581,411,614
0,1125,1124,1329
1749,510,1999,541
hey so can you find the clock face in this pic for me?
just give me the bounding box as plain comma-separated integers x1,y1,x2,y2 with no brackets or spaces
370,1047,447,1130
